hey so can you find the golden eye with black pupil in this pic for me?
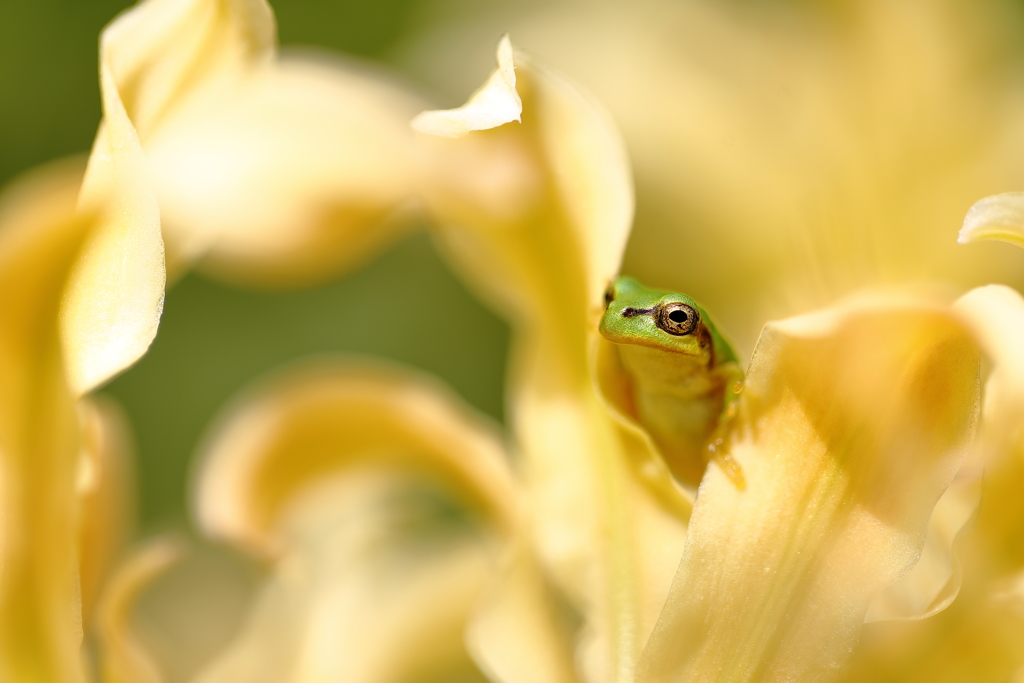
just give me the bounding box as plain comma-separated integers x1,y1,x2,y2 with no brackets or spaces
656,302,699,336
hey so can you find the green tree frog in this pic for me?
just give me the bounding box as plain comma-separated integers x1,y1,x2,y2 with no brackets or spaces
599,276,746,489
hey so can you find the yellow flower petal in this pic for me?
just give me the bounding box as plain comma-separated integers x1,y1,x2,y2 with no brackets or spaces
191,361,520,681
77,396,136,627
95,538,183,683
415,36,632,316
960,193,1024,249
0,164,93,682
63,71,162,395
956,284,1024,448
194,360,515,556
148,54,423,286
99,0,275,140
864,471,980,622
466,545,579,683
195,472,493,683
62,0,285,392
412,35,522,137
416,39,686,682
838,284,1024,682
638,295,980,683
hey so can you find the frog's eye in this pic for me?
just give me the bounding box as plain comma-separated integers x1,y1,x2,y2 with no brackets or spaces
656,302,699,336
603,284,615,307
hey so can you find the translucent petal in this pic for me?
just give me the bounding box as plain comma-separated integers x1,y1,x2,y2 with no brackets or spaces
841,285,1024,683
98,0,275,141
192,361,520,681
960,193,1024,249
0,164,93,682
64,66,164,395
194,360,515,556
864,471,979,622
412,35,522,138
956,285,1024,448
416,38,685,682
76,396,136,626
638,295,980,683
195,472,493,683
466,544,580,683
149,53,423,286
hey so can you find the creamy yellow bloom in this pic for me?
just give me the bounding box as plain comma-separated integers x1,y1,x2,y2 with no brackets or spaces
6,1,1023,681
188,362,523,682
180,35,1006,683
95,0,423,287
402,0,1024,349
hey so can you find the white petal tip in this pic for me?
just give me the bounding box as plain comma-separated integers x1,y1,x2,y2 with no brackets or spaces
411,35,522,138
959,193,1024,248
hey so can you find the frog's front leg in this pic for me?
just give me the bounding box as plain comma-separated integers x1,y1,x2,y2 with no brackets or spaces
705,362,746,490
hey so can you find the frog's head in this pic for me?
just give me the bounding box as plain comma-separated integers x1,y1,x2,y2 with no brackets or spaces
599,276,715,359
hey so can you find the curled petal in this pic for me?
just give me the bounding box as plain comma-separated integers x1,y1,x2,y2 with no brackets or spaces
149,54,423,285
77,396,136,626
64,49,165,394
639,295,980,683
95,538,183,683
467,545,579,683
416,39,679,682
864,471,980,622
194,360,516,556
415,35,632,319
192,363,520,681
99,0,275,140
195,473,493,683
960,193,1024,249
413,35,522,137
955,284,1024,451
63,0,273,391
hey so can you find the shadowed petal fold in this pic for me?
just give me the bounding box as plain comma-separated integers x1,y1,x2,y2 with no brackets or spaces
638,295,980,683
191,361,553,682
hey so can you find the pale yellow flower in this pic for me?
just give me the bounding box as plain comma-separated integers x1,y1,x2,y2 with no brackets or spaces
401,0,1024,349
170,35,1019,683
94,0,423,287
5,0,1023,681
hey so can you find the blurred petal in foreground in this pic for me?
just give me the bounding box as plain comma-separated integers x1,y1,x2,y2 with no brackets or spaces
402,0,1024,349
191,361,544,682
846,285,1024,683
639,294,980,683
96,0,423,287
0,163,93,683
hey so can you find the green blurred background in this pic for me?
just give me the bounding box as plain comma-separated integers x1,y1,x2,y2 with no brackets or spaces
0,0,510,531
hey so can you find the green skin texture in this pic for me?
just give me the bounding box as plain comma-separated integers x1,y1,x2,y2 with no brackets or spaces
599,276,745,488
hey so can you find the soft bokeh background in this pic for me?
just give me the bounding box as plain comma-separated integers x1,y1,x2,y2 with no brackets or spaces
7,0,1024,679
1,0,511,533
